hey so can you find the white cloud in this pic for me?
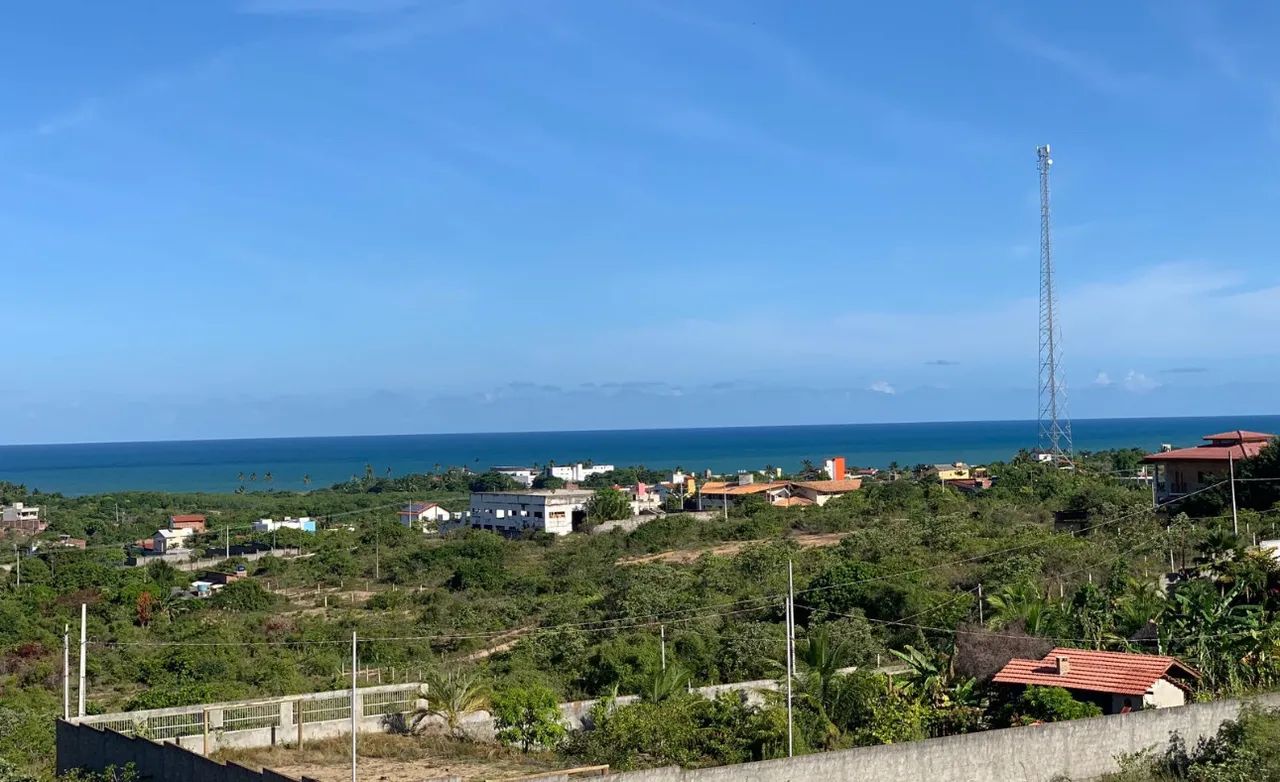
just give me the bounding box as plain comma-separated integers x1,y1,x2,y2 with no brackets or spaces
1122,371,1161,393
1092,371,1113,387
869,380,896,395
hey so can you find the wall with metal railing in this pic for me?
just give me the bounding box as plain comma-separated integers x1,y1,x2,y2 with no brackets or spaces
71,682,422,755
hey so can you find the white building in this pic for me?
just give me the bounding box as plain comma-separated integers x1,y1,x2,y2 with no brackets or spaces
253,517,317,534
1,502,45,532
622,483,663,516
463,489,594,536
547,463,615,482
491,467,538,488
153,527,195,554
398,502,452,531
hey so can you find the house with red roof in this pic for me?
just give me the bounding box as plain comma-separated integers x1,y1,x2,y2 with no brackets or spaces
1143,430,1275,502
398,502,451,531
993,647,1199,714
169,514,207,533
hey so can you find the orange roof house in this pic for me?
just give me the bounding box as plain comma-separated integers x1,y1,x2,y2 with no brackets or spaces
993,648,1199,714
1144,430,1275,502
169,514,207,532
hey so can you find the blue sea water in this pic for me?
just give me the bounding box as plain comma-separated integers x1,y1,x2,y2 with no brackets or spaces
2,416,1279,496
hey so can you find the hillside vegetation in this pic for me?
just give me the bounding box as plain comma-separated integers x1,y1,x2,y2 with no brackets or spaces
3,446,1280,778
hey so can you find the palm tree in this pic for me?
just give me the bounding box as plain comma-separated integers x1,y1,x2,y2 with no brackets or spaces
385,466,393,478
644,664,690,703
796,626,851,706
986,582,1057,635
249,472,258,482
264,472,273,484
237,472,245,483
364,463,374,481
302,474,312,487
411,669,489,737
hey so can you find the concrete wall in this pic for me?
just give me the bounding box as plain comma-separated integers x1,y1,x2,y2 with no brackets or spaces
56,721,320,782
582,693,1280,782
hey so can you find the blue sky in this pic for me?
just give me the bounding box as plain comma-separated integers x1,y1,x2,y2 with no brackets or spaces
3,0,1279,443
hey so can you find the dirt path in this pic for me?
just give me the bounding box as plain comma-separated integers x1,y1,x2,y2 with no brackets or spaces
455,626,534,662
616,531,850,565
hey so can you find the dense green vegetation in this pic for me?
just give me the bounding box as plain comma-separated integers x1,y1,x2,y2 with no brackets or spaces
4,445,1280,779
1093,705,1280,781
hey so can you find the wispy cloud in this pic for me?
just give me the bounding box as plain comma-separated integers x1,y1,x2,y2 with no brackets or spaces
925,359,960,366
1092,371,1113,387
868,380,896,395
985,13,1158,95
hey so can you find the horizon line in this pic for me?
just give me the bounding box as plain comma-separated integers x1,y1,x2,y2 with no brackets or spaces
3,411,1279,450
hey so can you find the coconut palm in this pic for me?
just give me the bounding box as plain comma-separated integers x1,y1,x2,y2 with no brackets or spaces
264,472,273,484
644,664,690,703
985,582,1057,635
411,669,489,737
302,474,312,487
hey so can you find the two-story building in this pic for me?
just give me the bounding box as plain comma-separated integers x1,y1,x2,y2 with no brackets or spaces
1,503,45,533
462,489,594,536
547,463,614,482
153,527,195,555
1144,430,1275,503
169,514,207,533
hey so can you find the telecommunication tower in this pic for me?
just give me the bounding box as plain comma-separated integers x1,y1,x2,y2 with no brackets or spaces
1037,144,1072,461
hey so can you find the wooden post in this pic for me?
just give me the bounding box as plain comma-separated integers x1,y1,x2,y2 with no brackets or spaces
203,708,210,757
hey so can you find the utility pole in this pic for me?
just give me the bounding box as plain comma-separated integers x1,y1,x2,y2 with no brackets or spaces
1229,452,1240,536
351,631,358,782
785,559,795,758
63,624,70,720
77,603,87,717
660,625,666,671
1037,144,1072,463
375,525,380,582
977,584,984,625
225,526,230,559
13,545,18,587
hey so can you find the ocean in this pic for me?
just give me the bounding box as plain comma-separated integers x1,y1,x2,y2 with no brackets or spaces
2,416,1278,496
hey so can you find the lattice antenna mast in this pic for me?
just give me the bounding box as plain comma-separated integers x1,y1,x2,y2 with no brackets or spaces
1037,144,1072,461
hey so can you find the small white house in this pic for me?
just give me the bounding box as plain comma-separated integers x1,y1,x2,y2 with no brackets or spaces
153,527,195,554
253,517,317,534
398,502,452,531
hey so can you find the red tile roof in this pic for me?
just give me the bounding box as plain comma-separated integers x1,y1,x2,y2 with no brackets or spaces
170,514,206,523
1203,430,1275,443
772,497,816,507
1143,443,1267,463
722,482,788,496
992,648,1199,696
790,479,864,492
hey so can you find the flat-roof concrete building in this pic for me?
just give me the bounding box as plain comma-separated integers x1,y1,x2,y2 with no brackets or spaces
463,489,594,536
